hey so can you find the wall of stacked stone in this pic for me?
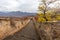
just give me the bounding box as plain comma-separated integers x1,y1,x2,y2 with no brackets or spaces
0,18,30,40
37,22,60,40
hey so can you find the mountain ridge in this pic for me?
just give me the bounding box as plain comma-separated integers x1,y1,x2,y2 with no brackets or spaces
0,11,37,17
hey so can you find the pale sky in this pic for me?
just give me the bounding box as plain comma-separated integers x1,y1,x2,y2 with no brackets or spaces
0,0,39,12
48,0,60,8
0,0,60,12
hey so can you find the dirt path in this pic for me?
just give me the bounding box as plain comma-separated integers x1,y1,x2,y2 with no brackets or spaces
3,20,39,40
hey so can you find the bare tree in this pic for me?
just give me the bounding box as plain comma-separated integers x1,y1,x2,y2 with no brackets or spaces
38,0,57,21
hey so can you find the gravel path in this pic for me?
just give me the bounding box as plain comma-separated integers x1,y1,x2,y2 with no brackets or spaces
3,20,39,40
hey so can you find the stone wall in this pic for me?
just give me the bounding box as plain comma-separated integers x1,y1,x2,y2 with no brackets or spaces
33,17,60,40
0,18,30,40
37,22,60,40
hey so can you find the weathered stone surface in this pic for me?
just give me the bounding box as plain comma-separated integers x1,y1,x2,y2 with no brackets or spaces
0,17,30,40
37,22,60,40
3,20,39,40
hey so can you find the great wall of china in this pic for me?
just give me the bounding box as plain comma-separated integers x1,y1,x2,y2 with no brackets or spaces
0,17,30,40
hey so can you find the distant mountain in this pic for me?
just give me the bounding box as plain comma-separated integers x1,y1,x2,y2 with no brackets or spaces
0,11,37,17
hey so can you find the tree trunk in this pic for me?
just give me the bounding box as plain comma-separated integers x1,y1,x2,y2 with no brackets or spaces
43,10,48,22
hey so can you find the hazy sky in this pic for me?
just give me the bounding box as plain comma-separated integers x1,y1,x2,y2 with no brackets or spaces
0,0,60,12
0,0,39,12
